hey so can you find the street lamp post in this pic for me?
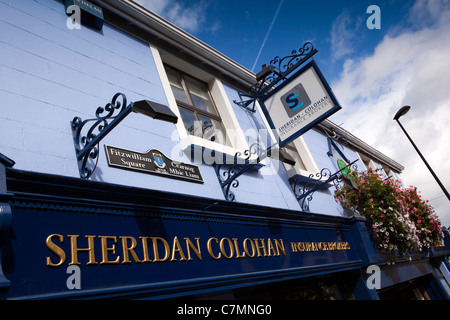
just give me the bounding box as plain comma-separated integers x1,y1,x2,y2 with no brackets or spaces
393,105,450,201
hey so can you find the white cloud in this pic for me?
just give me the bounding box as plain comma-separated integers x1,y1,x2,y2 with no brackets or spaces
330,0,450,227
132,0,209,34
408,0,450,26
329,9,358,62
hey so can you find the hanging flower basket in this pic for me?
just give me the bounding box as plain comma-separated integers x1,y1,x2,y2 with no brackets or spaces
334,168,444,262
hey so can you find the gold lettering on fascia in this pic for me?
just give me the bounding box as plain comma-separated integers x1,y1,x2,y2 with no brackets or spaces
289,241,351,253
45,234,350,268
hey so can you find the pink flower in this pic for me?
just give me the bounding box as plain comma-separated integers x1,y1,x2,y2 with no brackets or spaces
369,198,374,202
360,180,366,184
372,224,377,229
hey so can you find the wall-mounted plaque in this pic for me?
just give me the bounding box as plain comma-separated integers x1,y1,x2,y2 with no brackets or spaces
104,145,203,183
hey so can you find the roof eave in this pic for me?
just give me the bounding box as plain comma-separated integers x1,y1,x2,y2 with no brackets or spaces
319,120,405,173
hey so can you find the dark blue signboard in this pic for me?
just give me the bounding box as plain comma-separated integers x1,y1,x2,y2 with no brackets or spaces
4,206,360,299
1,170,361,299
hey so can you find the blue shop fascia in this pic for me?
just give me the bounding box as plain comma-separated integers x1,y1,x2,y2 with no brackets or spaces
0,0,449,300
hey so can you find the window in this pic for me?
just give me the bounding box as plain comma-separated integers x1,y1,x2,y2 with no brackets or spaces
282,137,319,178
152,45,253,163
164,65,229,146
383,166,396,180
358,152,377,172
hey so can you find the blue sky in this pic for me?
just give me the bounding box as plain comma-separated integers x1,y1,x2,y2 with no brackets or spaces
136,0,415,80
135,0,450,227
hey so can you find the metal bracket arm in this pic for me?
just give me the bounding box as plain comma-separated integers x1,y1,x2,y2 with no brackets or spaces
71,93,132,179
71,93,178,179
234,42,318,113
291,159,358,211
296,161,354,201
214,144,277,201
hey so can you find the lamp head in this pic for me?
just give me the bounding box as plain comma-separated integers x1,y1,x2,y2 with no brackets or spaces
393,105,411,121
132,100,178,124
256,64,275,81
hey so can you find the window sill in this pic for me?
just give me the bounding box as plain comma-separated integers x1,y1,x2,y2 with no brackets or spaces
179,135,264,170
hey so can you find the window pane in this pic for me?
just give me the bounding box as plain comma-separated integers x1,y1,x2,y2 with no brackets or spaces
165,66,191,105
198,114,229,146
179,107,202,137
184,76,217,115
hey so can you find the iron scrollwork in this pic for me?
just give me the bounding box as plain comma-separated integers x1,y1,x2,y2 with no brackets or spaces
71,93,132,179
234,42,318,112
213,143,264,201
290,159,358,211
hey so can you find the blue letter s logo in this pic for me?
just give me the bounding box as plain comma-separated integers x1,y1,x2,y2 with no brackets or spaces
286,93,304,110
281,83,311,117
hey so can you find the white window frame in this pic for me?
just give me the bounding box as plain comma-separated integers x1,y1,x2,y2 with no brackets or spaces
281,137,320,179
151,45,249,162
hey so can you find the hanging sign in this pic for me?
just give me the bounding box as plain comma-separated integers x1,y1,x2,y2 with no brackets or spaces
104,145,203,183
259,60,341,147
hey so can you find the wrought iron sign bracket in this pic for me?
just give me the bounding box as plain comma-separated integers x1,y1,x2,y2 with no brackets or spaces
213,143,282,201
213,143,295,201
290,159,358,211
233,42,318,113
71,92,178,179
